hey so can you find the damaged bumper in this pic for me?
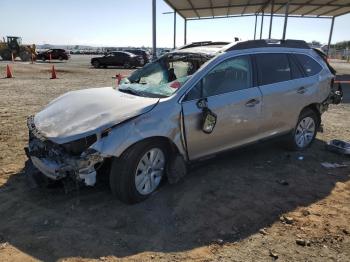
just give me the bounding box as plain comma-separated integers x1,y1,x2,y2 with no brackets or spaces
25,116,104,186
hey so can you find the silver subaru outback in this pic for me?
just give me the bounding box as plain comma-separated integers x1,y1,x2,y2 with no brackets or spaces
26,40,342,204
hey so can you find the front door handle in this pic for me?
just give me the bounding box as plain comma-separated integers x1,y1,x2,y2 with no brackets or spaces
245,99,260,107
297,87,306,94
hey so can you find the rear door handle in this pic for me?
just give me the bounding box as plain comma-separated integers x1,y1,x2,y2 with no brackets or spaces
297,87,306,94
245,99,260,107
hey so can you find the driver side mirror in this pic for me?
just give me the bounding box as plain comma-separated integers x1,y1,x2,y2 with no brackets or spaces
202,107,217,134
197,98,217,134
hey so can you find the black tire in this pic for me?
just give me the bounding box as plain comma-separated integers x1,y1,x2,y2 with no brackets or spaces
92,60,100,68
123,62,131,69
285,108,319,151
58,56,63,61
1,50,12,61
19,51,31,61
42,56,46,62
109,140,168,204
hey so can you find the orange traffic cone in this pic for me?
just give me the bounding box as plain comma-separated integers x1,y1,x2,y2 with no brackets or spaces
6,64,13,78
50,65,57,79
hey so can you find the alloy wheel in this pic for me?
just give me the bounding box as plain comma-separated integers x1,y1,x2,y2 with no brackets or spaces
135,148,165,195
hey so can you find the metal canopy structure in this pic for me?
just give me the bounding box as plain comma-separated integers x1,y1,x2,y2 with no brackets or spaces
164,0,350,20
151,0,350,59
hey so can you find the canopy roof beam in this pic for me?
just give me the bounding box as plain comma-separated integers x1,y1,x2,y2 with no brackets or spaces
187,0,200,18
185,14,333,21
317,5,347,17
302,0,340,16
209,0,214,18
242,0,252,15
256,0,272,15
175,3,350,12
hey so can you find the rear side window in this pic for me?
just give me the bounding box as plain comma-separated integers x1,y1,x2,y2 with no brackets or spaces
256,53,291,85
294,54,322,77
288,55,304,79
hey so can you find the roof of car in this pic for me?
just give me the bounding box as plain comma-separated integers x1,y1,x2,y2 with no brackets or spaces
225,39,310,51
174,42,231,56
176,39,311,55
112,51,136,56
125,49,147,52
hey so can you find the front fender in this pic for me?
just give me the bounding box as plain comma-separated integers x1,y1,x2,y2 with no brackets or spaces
91,101,187,159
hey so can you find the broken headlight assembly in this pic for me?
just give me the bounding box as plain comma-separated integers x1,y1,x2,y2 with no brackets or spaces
61,134,97,156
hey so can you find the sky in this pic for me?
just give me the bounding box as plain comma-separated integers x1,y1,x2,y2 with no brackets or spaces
0,0,349,48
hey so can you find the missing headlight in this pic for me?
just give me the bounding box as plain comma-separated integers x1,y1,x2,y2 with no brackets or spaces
61,135,97,156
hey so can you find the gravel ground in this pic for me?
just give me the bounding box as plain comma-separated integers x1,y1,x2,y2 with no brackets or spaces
0,56,349,262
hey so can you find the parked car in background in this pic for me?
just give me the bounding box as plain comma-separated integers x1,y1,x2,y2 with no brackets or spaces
36,49,70,61
124,49,151,65
26,39,342,204
91,51,144,68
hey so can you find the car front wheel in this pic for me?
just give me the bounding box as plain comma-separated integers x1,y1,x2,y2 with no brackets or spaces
109,140,168,204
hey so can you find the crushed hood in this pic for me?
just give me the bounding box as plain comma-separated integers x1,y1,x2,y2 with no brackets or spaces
34,87,159,144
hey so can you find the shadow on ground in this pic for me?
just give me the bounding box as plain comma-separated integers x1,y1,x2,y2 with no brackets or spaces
0,138,349,261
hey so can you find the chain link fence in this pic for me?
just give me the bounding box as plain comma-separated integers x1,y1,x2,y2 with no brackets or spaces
328,48,350,62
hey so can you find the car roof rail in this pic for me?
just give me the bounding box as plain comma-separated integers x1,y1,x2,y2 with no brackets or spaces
227,39,310,51
179,41,231,50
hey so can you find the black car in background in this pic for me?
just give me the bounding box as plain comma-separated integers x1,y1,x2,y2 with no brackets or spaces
36,49,70,61
124,49,151,65
91,51,144,68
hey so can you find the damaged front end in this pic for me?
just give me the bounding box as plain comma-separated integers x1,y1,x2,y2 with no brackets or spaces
25,116,104,186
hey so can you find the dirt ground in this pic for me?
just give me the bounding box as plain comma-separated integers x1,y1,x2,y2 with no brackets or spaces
0,56,349,262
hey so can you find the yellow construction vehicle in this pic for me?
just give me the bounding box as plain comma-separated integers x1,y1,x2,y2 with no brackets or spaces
0,36,36,61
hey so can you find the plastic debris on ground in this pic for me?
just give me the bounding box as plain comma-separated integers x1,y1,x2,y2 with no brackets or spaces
326,140,350,155
321,162,348,169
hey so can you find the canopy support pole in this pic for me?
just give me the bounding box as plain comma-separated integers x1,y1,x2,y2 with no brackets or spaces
260,12,264,39
254,15,258,40
327,17,335,56
184,19,187,44
152,0,157,60
269,0,274,39
173,11,177,49
282,1,290,40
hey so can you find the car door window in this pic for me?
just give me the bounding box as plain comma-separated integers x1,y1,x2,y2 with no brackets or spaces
294,54,322,77
185,56,252,100
256,53,291,85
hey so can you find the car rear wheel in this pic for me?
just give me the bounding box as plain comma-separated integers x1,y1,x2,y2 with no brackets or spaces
109,140,168,204
286,108,318,150
92,60,100,68
123,62,131,69
58,56,63,61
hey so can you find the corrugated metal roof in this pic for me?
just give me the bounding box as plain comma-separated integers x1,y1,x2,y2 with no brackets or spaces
164,0,350,19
